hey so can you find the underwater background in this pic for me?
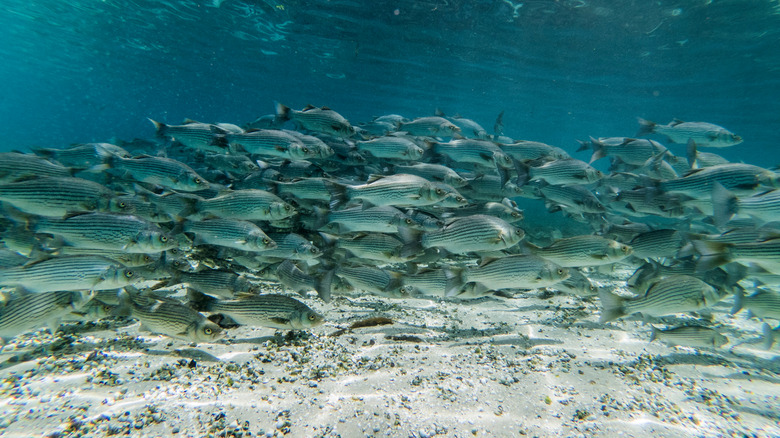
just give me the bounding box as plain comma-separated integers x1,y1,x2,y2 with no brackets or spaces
1,0,779,162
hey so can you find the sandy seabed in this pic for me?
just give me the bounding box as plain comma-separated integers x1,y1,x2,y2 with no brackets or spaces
0,276,778,438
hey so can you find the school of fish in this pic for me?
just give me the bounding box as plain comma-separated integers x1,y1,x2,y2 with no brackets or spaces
0,102,778,351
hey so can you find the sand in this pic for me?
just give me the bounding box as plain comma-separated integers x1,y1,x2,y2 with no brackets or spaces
0,277,778,438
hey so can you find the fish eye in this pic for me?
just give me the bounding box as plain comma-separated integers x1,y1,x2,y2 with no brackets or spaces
170,248,179,254
456,196,464,202
310,247,319,254
125,270,134,278
284,205,291,211
512,212,521,218
590,285,596,291
516,229,523,235
160,235,168,243
558,269,565,275
622,246,631,253
436,188,444,195
263,238,271,245
302,147,309,153
405,218,413,224
118,201,127,208
204,327,213,335
308,314,317,321
194,178,202,184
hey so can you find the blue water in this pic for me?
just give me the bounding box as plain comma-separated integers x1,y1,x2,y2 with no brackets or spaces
1,0,779,164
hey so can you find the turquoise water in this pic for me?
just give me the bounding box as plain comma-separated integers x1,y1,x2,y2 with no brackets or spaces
1,0,779,163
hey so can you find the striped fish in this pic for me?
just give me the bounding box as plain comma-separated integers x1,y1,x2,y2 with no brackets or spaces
637,118,742,148
272,177,334,201
649,325,728,348
0,290,94,344
123,291,224,343
259,233,321,261
599,275,728,322
33,213,177,253
276,259,333,302
712,183,780,226
442,200,523,223
284,131,335,159
106,155,209,192
149,119,230,154
183,218,276,252
628,229,686,259
33,143,131,168
401,268,462,298
226,129,315,160
0,152,73,182
0,176,116,217
393,163,468,188
528,235,633,267
731,289,780,320
659,163,780,197
463,254,569,292
433,138,514,169
276,103,355,138
0,255,140,293
397,116,459,137
517,158,603,186
694,238,780,273
414,214,525,254
188,290,323,330
329,174,462,209
356,136,425,160
334,265,407,298
165,269,260,299
191,189,297,221
334,232,411,263
498,140,570,163
317,205,423,234
580,137,667,166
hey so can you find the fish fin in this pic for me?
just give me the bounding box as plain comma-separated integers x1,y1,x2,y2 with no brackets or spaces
762,323,776,350
649,326,660,343
711,182,738,228
670,118,685,126
148,118,167,137
514,160,530,186
636,117,656,137
729,288,744,315
315,269,334,303
692,240,731,272
598,288,627,323
686,139,698,169
275,102,291,121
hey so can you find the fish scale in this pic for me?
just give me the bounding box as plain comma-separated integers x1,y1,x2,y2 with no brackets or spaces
129,296,223,343
0,291,91,342
195,189,296,220
183,218,276,252
0,152,73,181
197,293,323,329
421,214,524,254
463,255,569,290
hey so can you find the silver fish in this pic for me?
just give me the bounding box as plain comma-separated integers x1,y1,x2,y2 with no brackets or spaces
0,255,142,293
528,235,633,267
189,290,323,330
106,155,210,192
123,291,224,343
412,214,525,254
33,143,131,169
329,174,463,209
276,103,355,138
649,325,728,348
462,255,569,293
731,289,780,320
150,119,231,154
276,259,333,302
356,136,425,160
183,219,277,252
0,152,73,182
192,189,297,221
0,290,94,344
226,129,315,160
398,116,460,137
599,275,728,322
637,118,742,148
0,176,116,217
33,213,177,253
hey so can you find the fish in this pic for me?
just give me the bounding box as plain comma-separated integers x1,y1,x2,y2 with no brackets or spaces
527,235,633,267
659,163,780,198
432,138,514,169
761,323,780,350
275,259,333,302
32,143,131,169
731,289,780,320
356,136,425,160
627,229,687,260
0,290,94,345
712,182,780,227
183,219,277,252
330,232,412,263
32,213,177,253
188,290,323,330
599,275,728,322
163,269,260,299
334,264,407,298
462,254,570,293
190,189,297,221
0,152,74,182
637,118,742,147
397,116,460,137
328,174,463,209
121,290,224,343
275,103,355,138
149,119,230,154
104,155,210,192
405,214,525,255
649,325,729,348
315,205,425,234
516,158,603,186
551,268,598,296
392,163,468,188
579,137,668,166
401,268,462,298
225,129,316,160
258,232,322,261
499,140,570,163
0,176,116,217
441,199,524,223
0,255,143,293
693,238,780,273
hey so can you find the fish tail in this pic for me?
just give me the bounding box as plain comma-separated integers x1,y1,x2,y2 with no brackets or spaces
649,325,660,343
187,289,217,312
686,139,698,169
730,288,745,315
148,118,167,137
692,240,731,272
275,102,291,122
636,117,656,137
761,323,777,350
598,288,627,323
324,180,348,210
514,160,530,187
397,227,423,259
444,267,464,297
315,269,334,303
711,182,738,228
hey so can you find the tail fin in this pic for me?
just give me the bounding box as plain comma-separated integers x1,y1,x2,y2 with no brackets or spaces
598,288,627,323
649,325,660,343
730,288,745,315
514,160,530,187
444,267,464,297
315,269,334,303
148,118,167,137
686,139,698,169
324,180,349,210
636,117,656,137
187,289,217,312
762,323,777,350
711,182,738,228
587,137,607,164
275,102,291,122
692,240,732,272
